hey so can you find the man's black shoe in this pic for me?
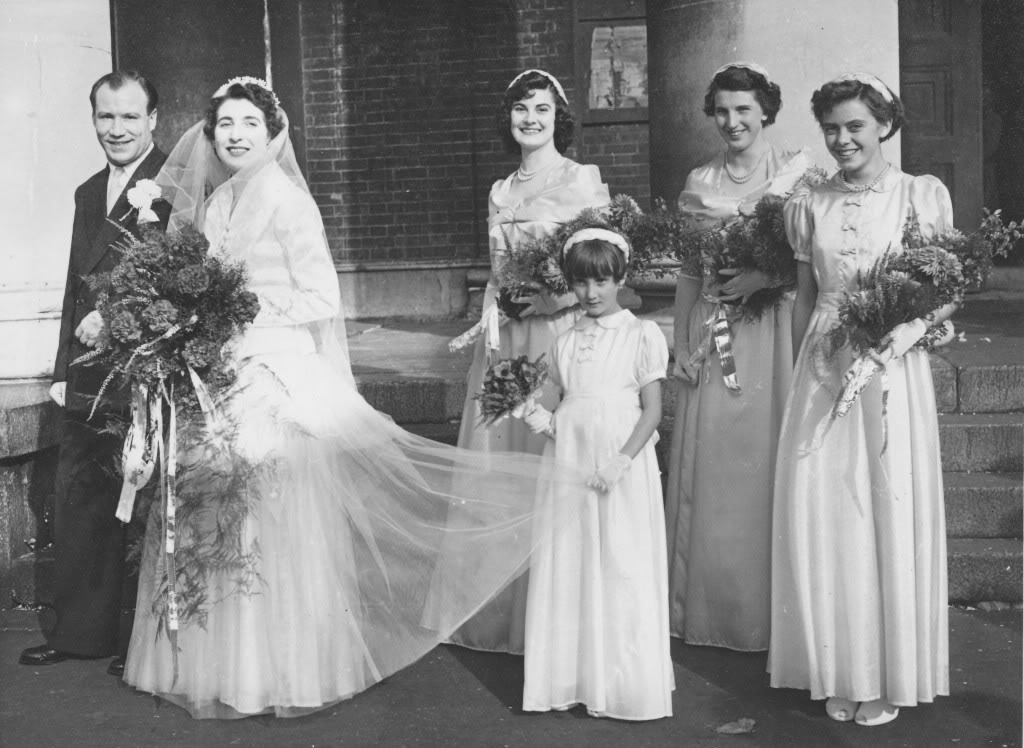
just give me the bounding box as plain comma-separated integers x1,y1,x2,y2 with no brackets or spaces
19,644,69,666
107,657,125,677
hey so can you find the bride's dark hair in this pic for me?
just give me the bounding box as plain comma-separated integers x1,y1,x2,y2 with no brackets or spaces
203,82,285,141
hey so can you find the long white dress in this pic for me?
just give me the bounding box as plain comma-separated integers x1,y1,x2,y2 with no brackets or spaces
124,150,594,719
452,158,610,653
665,146,808,651
523,310,674,721
769,167,951,707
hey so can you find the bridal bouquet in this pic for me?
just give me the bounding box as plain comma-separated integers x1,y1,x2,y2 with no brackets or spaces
475,354,549,427
79,222,260,418
820,244,964,446
75,219,261,636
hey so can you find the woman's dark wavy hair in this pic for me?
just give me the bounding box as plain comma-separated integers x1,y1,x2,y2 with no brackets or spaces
203,82,285,141
811,78,904,142
497,71,575,154
702,66,782,125
562,237,628,284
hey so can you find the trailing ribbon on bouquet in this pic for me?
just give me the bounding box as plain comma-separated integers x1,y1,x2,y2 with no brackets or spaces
686,294,741,392
448,303,505,355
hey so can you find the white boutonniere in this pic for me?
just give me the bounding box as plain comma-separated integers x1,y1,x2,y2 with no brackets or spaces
125,179,164,224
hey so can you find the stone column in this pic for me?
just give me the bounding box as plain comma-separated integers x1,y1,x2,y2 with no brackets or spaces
1,0,111,597
648,0,901,204
641,0,901,334
2,1,112,379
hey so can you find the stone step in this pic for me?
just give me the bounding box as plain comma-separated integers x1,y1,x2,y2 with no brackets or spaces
939,413,1023,473
945,473,1024,539
10,548,53,607
947,539,1023,604
12,537,1020,607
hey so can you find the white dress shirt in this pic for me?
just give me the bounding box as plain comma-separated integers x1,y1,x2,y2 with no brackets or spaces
106,143,155,215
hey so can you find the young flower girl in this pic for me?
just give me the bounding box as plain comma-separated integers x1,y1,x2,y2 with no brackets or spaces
520,227,674,721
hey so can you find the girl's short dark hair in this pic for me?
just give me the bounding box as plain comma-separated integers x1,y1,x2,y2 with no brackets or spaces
702,66,782,125
562,238,628,284
811,78,904,142
203,82,285,142
497,72,575,154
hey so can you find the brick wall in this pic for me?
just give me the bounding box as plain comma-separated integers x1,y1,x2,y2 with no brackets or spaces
299,0,650,267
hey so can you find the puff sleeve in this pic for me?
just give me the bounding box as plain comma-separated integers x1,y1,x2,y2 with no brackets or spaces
254,192,341,327
784,183,815,264
635,320,670,388
908,174,954,239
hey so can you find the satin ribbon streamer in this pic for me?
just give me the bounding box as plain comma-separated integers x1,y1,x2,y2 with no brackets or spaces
686,294,741,391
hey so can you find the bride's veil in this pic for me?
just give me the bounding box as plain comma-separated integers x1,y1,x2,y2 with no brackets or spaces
139,91,593,719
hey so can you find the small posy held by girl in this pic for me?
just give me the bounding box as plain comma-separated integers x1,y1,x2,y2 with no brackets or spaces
520,227,674,721
769,73,953,727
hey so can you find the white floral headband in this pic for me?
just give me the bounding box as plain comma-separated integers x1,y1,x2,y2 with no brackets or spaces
562,228,631,261
713,61,774,86
507,69,568,106
213,76,280,108
831,72,894,103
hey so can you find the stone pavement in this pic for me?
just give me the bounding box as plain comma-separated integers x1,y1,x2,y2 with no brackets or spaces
0,606,1019,748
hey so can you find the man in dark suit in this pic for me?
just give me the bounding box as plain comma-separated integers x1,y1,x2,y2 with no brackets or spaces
19,70,170,677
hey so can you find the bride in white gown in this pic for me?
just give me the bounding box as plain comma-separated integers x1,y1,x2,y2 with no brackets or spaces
124,77,590,719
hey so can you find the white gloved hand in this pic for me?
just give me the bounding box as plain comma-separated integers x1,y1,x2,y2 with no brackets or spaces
75,310,104,348
522,403,555,438
883,318,929,358
587,453,631,493
49,381,66,407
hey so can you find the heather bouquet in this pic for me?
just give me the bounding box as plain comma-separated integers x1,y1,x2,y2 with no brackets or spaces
820,245,964,446
903,207,1021,291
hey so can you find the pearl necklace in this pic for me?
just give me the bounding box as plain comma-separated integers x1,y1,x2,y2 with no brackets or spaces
516,156,561,182
839,162,891,193
724,150,767,184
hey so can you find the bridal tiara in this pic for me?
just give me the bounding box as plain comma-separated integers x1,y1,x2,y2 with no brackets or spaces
563,227,631,261
213,76,281,107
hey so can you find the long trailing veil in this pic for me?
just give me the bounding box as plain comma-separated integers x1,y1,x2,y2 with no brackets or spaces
127,103,592,719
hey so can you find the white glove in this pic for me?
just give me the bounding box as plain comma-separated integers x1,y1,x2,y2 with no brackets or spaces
49,381,66,407
587,453,631,493
75,310,104,348
884,318,928,358
522,403,555,438
482,279,499,315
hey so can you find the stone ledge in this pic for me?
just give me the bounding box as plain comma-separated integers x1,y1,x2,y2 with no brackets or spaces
0,380,61,460
945,472,1023,539
939,413,1024,473
947,539,1023,604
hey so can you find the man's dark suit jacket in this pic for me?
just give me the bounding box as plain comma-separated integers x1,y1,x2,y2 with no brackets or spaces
53,146,170,413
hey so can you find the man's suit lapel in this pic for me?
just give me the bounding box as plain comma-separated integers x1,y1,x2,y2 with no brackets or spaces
79,147,166,277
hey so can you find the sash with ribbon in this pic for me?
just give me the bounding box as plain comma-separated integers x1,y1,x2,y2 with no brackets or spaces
686,293,741,392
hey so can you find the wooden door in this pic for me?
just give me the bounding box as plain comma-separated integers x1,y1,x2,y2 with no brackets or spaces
899,0,984,227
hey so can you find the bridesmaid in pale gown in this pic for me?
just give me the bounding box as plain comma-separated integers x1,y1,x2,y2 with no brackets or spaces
769,73,953,727
450,70,610,653
664,63,811,651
